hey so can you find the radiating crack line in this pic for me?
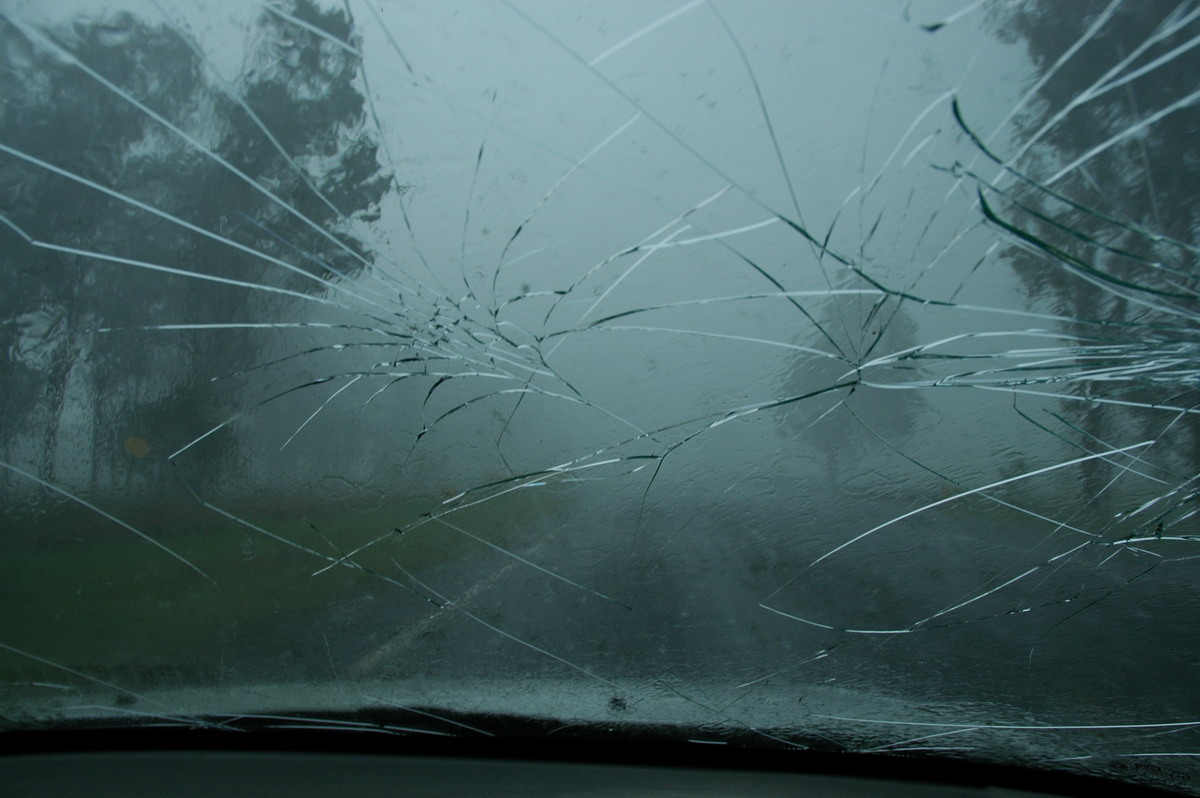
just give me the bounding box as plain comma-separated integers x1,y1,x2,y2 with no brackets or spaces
0,460,213,582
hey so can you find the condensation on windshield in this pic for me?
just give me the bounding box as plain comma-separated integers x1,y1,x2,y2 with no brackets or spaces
1,0,1197,792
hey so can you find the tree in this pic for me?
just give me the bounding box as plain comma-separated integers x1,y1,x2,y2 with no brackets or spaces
978,1,1199,506
0,0,392,504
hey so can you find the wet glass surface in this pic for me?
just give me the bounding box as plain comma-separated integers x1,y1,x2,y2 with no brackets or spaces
1,1,1198,792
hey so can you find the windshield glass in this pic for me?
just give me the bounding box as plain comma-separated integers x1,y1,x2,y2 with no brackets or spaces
2,0,1198,793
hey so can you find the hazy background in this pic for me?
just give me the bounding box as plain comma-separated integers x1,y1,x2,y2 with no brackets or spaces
1,0,1197,790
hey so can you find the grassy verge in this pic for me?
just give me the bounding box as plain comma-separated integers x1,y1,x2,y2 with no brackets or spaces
0,496,498,689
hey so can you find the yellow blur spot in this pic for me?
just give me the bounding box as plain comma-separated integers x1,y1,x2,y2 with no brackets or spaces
124,436,151,458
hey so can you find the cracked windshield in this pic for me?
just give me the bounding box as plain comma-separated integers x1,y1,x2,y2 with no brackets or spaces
2,0,1198,792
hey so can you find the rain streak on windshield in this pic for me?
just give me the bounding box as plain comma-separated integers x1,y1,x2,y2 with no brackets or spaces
1,0,1198,793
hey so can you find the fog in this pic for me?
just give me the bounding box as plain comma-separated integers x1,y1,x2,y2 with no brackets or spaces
1,1,1198,792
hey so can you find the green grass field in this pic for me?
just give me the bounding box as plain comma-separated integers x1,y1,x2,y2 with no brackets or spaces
0,496,499,690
